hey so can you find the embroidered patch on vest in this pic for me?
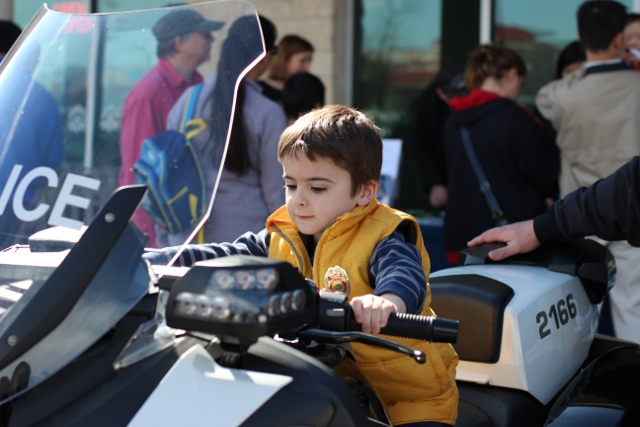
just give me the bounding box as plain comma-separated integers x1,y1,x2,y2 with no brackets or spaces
324,266,350,294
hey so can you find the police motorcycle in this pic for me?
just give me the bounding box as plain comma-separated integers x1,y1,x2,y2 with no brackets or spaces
0,1,459,426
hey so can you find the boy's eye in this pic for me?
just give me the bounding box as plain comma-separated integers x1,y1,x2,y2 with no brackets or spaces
284,184,297,191
311,187,326,194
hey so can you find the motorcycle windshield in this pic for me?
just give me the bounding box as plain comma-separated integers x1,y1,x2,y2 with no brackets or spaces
0,0,263,401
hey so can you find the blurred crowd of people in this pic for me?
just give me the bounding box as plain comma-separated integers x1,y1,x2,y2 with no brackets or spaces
410,0,640,343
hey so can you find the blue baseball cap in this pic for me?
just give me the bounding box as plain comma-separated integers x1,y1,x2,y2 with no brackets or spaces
153,9,224,41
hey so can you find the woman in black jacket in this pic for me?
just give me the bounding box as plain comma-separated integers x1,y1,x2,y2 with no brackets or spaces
442,44,559,262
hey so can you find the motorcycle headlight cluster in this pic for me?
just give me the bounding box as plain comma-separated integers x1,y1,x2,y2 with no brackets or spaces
166,256,315,339
172,267,307,323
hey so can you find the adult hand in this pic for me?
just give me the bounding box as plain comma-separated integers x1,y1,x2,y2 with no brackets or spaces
467,220,541,261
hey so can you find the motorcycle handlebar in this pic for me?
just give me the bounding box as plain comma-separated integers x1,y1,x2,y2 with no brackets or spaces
379,313,458,344
317,290,459,344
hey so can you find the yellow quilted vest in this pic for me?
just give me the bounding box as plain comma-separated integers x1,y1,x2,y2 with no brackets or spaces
266,200,458,425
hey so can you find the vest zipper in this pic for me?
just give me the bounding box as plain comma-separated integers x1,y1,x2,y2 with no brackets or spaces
312,221,338,285
272,224,305,275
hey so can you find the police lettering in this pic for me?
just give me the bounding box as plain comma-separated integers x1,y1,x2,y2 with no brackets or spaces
0,165,101,230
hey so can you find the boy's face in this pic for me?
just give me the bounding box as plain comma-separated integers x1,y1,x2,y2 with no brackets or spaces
624,21,640,51
281,154,376,243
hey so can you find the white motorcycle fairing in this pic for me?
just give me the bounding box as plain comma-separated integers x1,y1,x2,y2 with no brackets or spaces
128,344,292,426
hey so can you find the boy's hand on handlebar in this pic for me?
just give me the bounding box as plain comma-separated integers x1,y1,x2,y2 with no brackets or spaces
467,220,541,261
351,294,406,334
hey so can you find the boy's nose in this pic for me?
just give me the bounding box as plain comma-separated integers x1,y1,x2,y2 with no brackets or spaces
293,192,307,206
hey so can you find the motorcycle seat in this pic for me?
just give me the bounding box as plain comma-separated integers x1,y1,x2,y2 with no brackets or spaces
429,274,514,363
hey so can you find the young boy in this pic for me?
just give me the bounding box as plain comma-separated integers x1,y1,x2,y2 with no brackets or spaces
145,105,458,426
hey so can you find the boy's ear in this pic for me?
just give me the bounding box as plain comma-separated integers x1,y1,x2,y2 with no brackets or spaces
356,179,378,206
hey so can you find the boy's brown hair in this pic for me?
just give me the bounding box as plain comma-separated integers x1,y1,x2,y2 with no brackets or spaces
278,105,382,196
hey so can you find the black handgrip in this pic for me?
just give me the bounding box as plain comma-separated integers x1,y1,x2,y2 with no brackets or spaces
380,314,458,343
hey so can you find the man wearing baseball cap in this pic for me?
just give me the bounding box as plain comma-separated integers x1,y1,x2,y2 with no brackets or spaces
118,8,224,247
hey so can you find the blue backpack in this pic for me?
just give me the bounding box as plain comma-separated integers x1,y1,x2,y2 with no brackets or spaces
133,83,207,236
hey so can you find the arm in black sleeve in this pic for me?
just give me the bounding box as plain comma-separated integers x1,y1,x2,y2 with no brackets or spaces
534,156,640,246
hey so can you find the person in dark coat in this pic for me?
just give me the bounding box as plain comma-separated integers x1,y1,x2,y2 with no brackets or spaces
442,44,559,262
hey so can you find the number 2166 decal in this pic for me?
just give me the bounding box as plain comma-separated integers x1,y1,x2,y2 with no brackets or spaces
536,294,577,339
